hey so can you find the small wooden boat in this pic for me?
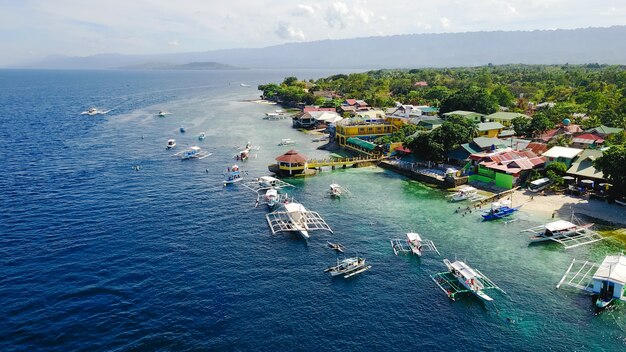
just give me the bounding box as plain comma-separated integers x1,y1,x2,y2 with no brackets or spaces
166,139,176,149
327,241,345,253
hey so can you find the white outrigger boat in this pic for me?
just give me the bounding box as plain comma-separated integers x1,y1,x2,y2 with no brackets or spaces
390,232,440,257
523,218,601,249
198,132,206,140
557,253,626,309
264,110,288,120
324,257,371,278
449,186,483,202
166,139,176,149
431,259,505,302
234,142,260,161
278,138,296,146
173,146,211,160
243,176,294,208
329,184,349,198
265,202,332,239
81,107,110,115
224,165,244,185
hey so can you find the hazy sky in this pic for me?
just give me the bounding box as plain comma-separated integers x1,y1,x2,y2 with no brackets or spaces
1,0,625,65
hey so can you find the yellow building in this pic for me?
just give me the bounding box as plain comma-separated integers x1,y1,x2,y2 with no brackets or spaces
477,122,505,138
335,117,403,147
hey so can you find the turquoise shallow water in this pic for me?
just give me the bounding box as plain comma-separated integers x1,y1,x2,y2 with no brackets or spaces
0,69,624,351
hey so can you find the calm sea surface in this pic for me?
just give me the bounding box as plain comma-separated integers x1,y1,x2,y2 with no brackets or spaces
0,69,624,351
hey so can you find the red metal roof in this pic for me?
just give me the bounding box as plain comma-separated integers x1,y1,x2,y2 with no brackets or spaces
344,99,357,106
303,107,336,113
394,146,412,153
572,133,604,144
275,150,308,163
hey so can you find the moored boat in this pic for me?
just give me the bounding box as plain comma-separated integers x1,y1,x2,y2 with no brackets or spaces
175,146,211,160
180,126,186,133
449,186,479,202
166,139,176,149
198,132,206,140
481,201,520,221
525,220,594,243
278,138,296,146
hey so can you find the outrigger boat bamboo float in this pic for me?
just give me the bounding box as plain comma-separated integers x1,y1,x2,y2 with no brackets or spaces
557,253,626,309
324,257,371,278
265,202,332,239
243,176,295,208
391,232,440,257
523,219,601,249
431,259,505,302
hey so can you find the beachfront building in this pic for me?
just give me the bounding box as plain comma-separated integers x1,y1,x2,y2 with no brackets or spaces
467,149,545,189
484,112,530,127
477,122,505,138
335,116,402,147
292,111,342,128
585,125,624,138
565,149,604,182
542,146,583,168
442,110,484,122
273,149,308,176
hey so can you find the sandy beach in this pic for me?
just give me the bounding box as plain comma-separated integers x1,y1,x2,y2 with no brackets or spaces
512,190,626,227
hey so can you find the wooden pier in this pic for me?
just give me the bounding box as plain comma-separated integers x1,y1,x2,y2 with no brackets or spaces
269,155,383,176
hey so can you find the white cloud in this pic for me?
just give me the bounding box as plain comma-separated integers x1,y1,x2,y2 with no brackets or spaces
440,17,450,29
292,4,317,17
274,22,306,41
168,40,180,47
325,2,350,29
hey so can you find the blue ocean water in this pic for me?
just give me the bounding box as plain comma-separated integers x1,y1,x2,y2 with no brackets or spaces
0,69,624,351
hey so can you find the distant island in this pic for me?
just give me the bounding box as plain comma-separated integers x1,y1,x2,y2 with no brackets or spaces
117,61,242,70
11,26,626,69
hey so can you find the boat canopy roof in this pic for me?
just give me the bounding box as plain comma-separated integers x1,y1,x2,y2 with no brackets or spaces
283,202,306,213
545,220,576,232
451,261,478,280
458,186,477,192
260,176,279,182
406,232,421,241
593,254,626,285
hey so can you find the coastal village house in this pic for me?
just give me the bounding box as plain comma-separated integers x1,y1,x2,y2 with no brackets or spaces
467,149,545,189
484,112,530,127
538,121,584,143
542,146,584,168
565,149,605,183
386,105,439,119
417,118,444,131
477,122,505,138
585,125,624,138
442,110,484,122
571,133,605,149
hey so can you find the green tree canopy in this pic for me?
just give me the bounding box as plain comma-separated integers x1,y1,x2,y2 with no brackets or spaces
594,145,626,198
439,86,498,114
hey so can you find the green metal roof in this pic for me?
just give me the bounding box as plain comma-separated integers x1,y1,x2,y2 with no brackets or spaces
420,107,439,113
585,125,624,135
566,149,604,179
443,110,483,117
346,137,377,151
477,122,504,131
485,112,530,121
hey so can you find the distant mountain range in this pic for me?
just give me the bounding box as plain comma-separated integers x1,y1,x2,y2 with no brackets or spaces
117,61,241,70
10,26,626,70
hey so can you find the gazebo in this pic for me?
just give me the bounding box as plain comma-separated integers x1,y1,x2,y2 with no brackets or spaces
275,150,308,175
